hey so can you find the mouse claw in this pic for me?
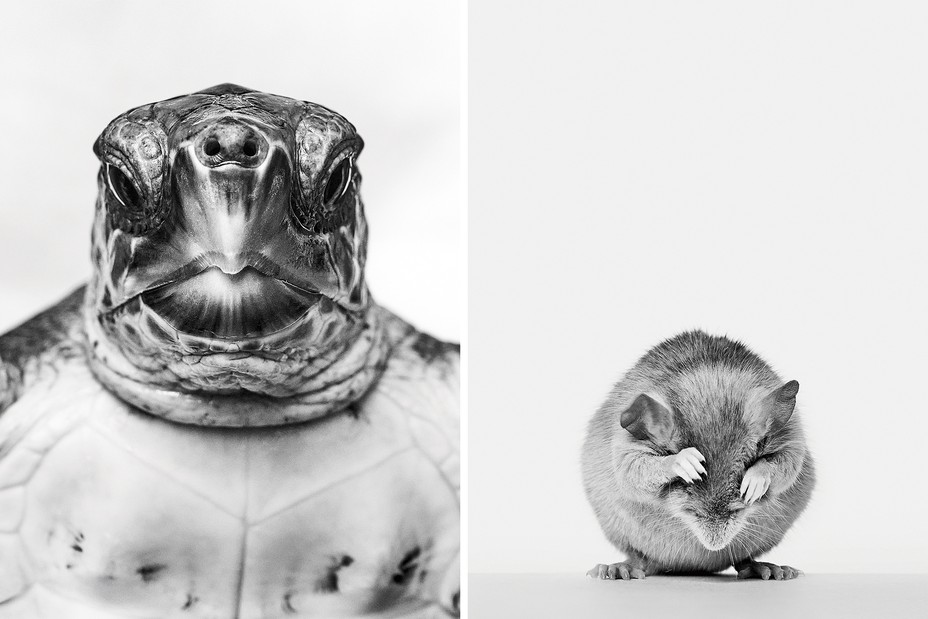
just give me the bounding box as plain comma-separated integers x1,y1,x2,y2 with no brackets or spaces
736,560,802,581
740,463,771,503
667,447,708,483
587,562,647,581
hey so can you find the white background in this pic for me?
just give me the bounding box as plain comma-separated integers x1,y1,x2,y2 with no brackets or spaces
470,2,928,574
0,0,460,342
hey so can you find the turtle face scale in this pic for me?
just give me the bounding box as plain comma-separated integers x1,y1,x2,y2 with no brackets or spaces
85,84,388,425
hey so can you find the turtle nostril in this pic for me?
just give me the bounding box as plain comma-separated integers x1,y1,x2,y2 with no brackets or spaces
194,121,268,167
204,138,221,157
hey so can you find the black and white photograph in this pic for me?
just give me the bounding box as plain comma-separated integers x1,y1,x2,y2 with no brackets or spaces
469,2,928,618
3,1,928,618
0,2,459,617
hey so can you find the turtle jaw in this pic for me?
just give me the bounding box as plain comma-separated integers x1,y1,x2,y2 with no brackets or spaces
139,265,323,344
133,290,335,357
104,274,353,359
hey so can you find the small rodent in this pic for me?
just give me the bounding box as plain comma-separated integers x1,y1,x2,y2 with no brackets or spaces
582,330,815,580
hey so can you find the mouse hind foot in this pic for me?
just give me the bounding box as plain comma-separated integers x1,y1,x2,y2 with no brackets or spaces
586,561,647,580
734,558,802,580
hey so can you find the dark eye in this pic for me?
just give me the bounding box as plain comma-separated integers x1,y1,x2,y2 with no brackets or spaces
322,158,352,206
106,164,142,212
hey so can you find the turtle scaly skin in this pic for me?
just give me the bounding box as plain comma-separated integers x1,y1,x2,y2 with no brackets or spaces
0,85,459,618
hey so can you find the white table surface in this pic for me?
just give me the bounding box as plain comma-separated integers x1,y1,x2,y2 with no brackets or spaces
468,573,928,619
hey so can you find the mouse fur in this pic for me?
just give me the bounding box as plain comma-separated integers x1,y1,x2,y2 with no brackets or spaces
582,330,815,580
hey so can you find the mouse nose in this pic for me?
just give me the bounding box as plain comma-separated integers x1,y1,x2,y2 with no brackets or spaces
194,118,269,168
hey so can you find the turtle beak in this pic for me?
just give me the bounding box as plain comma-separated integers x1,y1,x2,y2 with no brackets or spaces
139,265,320,339
172,114,293,267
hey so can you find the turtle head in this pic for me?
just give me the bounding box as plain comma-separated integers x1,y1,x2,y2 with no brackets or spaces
85,84,388,426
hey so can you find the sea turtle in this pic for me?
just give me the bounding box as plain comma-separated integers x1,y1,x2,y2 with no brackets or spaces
0,84,459,618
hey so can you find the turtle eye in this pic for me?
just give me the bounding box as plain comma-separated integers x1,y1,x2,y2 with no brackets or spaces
322,158,352,207
104,163,166,234
106,164,142,212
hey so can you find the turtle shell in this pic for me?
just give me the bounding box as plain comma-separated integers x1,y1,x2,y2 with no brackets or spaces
0,329,460,618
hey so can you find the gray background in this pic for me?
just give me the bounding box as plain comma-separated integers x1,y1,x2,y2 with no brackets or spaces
470,0,928,575
0,0,461,342
470,574,928,619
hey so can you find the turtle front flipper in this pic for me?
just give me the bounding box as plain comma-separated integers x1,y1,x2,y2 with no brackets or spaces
0,287,86,418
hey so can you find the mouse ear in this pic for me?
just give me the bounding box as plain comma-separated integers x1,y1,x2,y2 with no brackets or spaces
620,394,676,445
758,380,799,433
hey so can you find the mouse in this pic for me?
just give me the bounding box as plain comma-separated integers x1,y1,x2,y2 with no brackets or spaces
581,330,815,580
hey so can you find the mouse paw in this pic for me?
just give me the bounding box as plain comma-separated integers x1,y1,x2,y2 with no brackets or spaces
664,447,706,484
735,559,802,581
740,463,771,504
586,562,647,580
